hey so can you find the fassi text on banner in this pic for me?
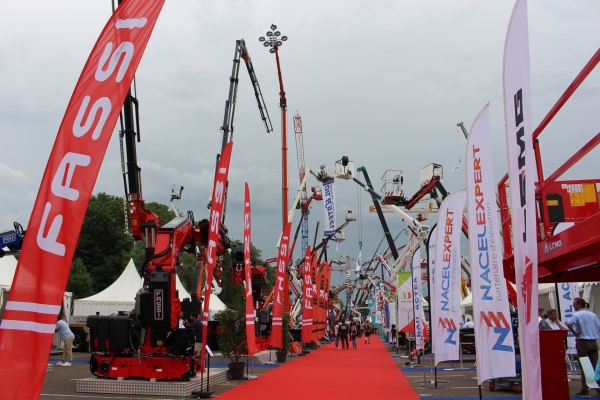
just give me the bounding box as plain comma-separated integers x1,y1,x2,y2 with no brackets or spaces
270,222,292,348
200,142,234,370
301,246,314,343
0,2,166,398
243,183,257,356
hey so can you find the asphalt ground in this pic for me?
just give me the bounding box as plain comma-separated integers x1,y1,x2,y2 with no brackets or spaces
384,340,588,399
42,341,590,399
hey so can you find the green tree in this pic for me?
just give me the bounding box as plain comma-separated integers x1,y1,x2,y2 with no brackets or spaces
178,252,197,294
66,258,94,299
144,201,177,227
74,192,133,293
219,245,244,312
130,241,146,274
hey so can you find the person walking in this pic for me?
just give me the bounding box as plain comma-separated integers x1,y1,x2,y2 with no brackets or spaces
364,321,372,344
55,316,75,366
338,319,349,349
334,320,340,349
567,297,600,397
350,321,358,349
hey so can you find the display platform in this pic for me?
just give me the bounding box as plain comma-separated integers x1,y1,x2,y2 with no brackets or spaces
76,368,228,396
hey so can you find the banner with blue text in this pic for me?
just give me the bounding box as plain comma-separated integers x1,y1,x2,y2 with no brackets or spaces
466,104,515,384
433,189,465,365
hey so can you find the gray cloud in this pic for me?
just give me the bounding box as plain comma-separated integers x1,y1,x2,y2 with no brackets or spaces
1,0,599,286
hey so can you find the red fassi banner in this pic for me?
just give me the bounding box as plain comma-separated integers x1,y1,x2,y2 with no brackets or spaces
311,254,320,342
301,246,313,343
321,262,332,334
243,183,257,356
270,222,292,349
200,142,234,370
0,2,165,398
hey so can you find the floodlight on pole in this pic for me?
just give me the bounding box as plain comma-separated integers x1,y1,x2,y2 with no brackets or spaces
259,24,289,231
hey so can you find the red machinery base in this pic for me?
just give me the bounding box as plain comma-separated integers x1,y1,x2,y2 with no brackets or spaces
90,354,196,380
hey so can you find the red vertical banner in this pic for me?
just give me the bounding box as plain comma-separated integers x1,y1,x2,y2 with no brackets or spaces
312,259,321,341
200,142,234,370
0,1,165,398
321,261,332,336
243,183,257,356
301,246,313,343
270,222,292,349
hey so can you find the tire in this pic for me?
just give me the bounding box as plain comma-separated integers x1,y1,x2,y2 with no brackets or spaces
72,329,88,352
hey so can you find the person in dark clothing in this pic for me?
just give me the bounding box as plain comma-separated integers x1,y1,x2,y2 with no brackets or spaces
350,321,358,349
338,319,349,349
190,312,203,355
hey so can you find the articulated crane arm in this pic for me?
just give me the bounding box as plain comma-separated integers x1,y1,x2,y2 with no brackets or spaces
208,38,272,210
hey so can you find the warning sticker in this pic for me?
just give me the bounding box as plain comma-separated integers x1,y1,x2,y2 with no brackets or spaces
583,183,597,203
570,191,585,206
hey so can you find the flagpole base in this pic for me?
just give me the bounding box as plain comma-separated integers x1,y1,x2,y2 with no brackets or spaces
192,391,213,398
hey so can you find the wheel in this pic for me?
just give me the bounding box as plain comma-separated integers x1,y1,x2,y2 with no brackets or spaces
72,330,88,352
488,381,495,391
514,383,520,394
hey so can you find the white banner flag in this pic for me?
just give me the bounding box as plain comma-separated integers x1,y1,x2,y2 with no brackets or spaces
322,178,336,237
466,104,516,384
428,225,437,354
356,251,362,272
397,272,413,334
434,189,466,365
557,282,579,355
503,0,541,398
412,248,425,350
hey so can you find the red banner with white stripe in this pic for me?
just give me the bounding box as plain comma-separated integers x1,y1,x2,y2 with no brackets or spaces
311,254,320,342
243,183,257,356
320,262,332,334
301,246,313,343
200,142,234,369
503,1,541,398
0,2,164,398
270,222,292,349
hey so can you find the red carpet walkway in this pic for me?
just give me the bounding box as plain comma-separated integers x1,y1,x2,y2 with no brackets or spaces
219,336,419,399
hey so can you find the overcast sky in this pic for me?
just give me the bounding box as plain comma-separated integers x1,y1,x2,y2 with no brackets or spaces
1,0,599,286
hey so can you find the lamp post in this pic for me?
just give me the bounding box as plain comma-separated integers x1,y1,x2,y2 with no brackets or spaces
259,25,289,230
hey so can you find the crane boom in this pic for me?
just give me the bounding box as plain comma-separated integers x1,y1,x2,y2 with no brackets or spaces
210,39,273,218
294,112,309,256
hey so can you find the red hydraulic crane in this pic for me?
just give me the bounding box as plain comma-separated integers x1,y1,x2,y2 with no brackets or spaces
499,48,600,285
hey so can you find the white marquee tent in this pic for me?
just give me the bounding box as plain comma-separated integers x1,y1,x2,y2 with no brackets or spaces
72,259,226,318
0,254,18,290
0,255,18,315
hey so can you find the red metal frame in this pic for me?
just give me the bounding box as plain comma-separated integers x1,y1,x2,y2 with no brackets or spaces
498,48,600,284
